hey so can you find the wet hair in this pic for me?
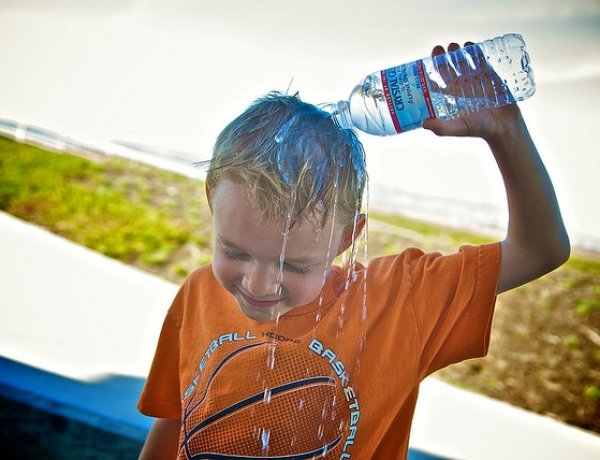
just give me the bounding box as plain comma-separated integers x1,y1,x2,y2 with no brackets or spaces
205,91,367,229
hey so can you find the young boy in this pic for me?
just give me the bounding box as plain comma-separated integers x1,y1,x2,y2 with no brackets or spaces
137,43,570,459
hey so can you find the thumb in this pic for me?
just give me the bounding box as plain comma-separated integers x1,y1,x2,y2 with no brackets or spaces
422,118,470,137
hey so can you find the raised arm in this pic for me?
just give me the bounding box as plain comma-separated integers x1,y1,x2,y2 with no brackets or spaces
423,43,570,294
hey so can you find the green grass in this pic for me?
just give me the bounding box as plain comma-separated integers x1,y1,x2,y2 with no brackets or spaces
584,385,600,401
576,298,600,316
0,136,203,267
565,255,600,274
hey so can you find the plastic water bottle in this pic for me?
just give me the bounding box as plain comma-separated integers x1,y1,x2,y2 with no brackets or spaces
329,33,535,135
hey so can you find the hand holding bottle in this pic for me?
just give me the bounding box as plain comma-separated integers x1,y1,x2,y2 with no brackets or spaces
422,41,523,142
330,33,535,136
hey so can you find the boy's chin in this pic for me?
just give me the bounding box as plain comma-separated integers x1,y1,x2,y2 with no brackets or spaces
235,301,293,323
238,305,279,322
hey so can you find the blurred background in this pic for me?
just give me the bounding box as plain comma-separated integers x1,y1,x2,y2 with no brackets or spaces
0,0,599,249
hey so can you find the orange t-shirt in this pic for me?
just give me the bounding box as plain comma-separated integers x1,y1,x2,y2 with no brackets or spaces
138,243,500,459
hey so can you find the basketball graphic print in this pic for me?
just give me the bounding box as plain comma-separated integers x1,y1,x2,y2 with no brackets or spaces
178,340,350,459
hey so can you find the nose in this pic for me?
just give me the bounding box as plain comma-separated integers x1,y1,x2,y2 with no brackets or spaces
242,262,281,298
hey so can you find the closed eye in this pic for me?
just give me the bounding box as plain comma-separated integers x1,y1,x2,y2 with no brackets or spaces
283,262,311,274
221,243,312,274
223,248,249,261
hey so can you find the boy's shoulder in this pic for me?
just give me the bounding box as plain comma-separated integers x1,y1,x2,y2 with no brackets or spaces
181,264,216,289
366,243,500,278
366,246,439,270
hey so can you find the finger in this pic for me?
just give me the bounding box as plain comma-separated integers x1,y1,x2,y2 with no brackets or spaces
425,45,446,92
463,50,480,106
446,42,476,114
448,42,470,77
432,45,455,93
463,40,476,83
464,41,488,101
448,42,460,53
423,117,470,137
446,42,461,77
465,41,511,106
431,45,445,58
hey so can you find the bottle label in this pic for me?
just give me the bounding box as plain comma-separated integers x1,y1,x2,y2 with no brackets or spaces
381,60,435,133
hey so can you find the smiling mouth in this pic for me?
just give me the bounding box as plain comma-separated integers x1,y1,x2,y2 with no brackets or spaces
238,289,282,308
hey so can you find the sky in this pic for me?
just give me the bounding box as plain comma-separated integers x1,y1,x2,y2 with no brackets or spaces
0,0,598,247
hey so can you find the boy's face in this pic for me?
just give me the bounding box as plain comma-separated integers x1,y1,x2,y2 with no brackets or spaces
210,179,349,322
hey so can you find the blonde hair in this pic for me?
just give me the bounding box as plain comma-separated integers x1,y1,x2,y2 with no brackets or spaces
205,92,366,229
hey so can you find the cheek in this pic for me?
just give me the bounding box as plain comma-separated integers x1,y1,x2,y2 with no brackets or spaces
212,255,238,290
285,273,327,304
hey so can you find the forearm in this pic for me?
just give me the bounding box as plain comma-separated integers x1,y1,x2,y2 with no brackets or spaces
486,107,570,292
139,418,181,460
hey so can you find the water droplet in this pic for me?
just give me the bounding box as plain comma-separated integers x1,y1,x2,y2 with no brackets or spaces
263,388,272,404
265,341,277,370
261,428,270,454
317,423,324,440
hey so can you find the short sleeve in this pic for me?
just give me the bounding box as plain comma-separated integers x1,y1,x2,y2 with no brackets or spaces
137,283,187,419
410,243,501,378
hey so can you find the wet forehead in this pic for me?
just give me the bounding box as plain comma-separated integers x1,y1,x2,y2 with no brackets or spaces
212,180,344,259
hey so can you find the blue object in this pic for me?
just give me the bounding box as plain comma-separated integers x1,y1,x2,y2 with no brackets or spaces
0,355,153,442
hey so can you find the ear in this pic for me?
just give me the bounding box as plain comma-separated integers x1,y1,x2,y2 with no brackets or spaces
337,214,366,256
205,183,213,213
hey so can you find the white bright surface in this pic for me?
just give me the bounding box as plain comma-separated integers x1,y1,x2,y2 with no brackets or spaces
412,378,600,460
0,211,177,380
0,0,598,244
